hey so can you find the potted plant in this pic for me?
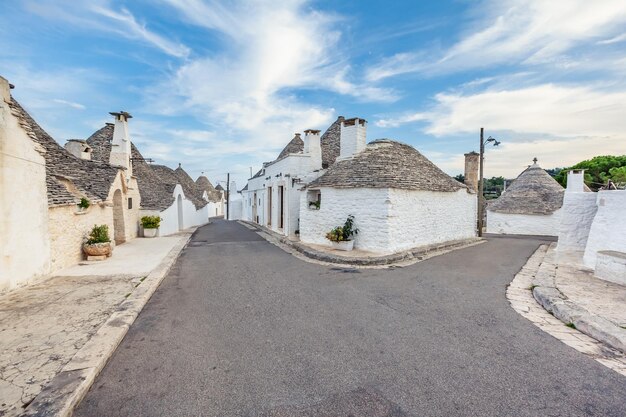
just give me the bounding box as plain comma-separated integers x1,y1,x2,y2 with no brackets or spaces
83,224,113,257
325,215,359,251
141,216,161,238
308,200,320,210
77,197,90,212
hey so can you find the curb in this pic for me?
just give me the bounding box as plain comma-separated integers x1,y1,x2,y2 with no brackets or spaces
531,244,626,355
240,220,484,267
21,231,195,417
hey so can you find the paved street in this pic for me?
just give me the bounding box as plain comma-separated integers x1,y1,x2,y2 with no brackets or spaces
75,220,626,417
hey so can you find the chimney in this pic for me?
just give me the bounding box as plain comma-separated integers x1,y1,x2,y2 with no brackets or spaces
0,76,11,103
109,111,133,176
339,117,367,159
304,129,322,170
464,151,479,192
64,139,92,160
566,169,585,192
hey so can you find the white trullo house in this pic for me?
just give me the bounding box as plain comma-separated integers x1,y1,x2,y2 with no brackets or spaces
242,115,477,254
300,137,477,254
486,159,564,236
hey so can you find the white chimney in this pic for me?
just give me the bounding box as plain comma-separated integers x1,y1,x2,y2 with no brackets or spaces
339,117,367,159
304,129,322,170
109,111,133,176
64,139,92,160
566,169,585,192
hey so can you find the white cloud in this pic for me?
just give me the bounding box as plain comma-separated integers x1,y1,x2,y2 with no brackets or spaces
23,0,189,58
146,0,395,149
52,99,86,110
366,0,626,80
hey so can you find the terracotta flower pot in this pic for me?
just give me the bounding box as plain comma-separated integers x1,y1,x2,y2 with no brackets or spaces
83,242,113,257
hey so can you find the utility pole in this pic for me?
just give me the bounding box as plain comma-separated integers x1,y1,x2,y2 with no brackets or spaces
226,172,230,220
478,128,485,237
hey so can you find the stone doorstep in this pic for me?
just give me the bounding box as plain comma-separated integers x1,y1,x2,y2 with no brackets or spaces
20,230,195,417
530,243,626,355
243,220,484,267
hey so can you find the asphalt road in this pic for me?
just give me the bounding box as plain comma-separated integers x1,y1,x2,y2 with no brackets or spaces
75,220,626,417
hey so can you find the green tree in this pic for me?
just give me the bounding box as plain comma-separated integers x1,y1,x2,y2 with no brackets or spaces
453,174,465,183
554,155,626,190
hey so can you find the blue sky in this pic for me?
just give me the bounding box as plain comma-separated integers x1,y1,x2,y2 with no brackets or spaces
2,0,625,188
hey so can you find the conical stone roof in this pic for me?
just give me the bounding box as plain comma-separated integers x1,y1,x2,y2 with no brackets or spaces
306,139,466,192
488,162,564,215
196,175,222,203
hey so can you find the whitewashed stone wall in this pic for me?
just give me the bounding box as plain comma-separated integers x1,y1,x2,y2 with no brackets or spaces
595,251,626,286
583,190,626,268
387,189,476,253
556,192,597,260
299,188,391,252
486,209,562,236
151,184,208,236
207,201,223,218
0,78,51,291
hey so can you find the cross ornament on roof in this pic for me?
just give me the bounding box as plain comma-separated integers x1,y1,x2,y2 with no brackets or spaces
533,157,538,164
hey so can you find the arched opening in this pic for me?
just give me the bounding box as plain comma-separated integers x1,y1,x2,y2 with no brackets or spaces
177,194,184,231
113,189,126,244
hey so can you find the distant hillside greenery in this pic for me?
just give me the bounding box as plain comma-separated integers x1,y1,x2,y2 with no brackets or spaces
552,155,626,190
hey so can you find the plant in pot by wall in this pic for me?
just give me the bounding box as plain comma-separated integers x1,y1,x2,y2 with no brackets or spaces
308,200,320,210
141,216,162,238
83,224,113,258
77,197,90,212
325,215,359,251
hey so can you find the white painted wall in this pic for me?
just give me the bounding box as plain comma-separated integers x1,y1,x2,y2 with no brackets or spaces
556,192,597,260
387,188,476,253
299,187,476,254
299,188,391,252
583,190,626,268
594,251,626,286
339,119,366,159
151,184,208,236
0,77,51,291
486,209,562,236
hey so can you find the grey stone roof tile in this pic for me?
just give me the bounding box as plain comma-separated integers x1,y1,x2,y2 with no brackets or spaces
488,163,564,214
9,98,119,207
306,139,467,192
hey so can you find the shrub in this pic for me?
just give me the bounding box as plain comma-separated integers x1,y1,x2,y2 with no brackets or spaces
141,216,162,229
86,224,110,244
78,197,90,209
325,215,359,242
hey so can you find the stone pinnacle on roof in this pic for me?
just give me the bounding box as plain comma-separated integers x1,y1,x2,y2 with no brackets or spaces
488,160,564,215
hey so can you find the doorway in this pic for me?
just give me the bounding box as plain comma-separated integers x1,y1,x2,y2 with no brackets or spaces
267,187,272,227
278,186,284,230
177,195,184,231
112,189,126,244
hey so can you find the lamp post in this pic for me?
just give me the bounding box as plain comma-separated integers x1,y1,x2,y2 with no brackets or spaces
477,128,500,237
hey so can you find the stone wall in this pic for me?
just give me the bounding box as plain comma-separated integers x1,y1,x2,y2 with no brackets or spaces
583,190,626,268
387,189,476,253
0,77,51,291
556,192,597,261
47,171,141,272
486,209,562,236
299,187,391,252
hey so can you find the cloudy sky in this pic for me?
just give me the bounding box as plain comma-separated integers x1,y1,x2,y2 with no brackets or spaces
2,0,625,187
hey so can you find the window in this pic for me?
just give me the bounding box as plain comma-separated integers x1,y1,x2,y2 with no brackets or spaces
307,190,321,210
128,198,133,209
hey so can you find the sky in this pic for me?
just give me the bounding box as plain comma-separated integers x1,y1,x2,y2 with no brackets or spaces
1,0,625,188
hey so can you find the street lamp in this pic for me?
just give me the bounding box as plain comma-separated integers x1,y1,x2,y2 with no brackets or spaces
477,127,501,237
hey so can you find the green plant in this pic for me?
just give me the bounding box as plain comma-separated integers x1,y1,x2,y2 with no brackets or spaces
566,322,576,329
309,200,320,209
78,197,90,209
86,224,110,244
141,216,162,229
325,215,359,242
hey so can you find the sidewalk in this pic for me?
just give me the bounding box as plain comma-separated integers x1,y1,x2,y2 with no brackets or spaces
239,220,484,267
0,231,193,417
507,244,626,376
